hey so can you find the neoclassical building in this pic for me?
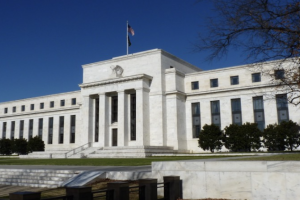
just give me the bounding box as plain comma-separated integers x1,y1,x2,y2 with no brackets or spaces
0,49,299,156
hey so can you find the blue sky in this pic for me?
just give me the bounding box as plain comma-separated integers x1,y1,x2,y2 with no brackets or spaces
0,0,247,102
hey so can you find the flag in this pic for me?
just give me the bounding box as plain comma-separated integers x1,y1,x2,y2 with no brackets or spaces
128,25,135,36
128,36,131,46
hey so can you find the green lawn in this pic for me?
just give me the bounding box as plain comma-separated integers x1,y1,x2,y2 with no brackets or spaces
0,156,235,166
233,153,300,161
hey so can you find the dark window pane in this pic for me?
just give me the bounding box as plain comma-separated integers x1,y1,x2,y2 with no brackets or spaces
230,76,239,85
275,70,285,79
210,79,218,88
191,81,199,90
252,73,261,82
71,98,76,105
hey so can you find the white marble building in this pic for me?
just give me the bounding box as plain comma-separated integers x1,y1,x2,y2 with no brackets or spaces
0,49,299,155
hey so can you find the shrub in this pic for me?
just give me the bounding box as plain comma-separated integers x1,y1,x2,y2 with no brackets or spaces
0,138,13,155
198,124,223,153
278,120,300,151
263,124,285,151
27,136,45,153
13,138,28,155
223,123,262,152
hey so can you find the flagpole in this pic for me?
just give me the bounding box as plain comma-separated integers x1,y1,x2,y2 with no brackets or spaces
127,21,128,55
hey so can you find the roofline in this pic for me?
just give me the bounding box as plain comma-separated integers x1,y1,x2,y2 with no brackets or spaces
0,90,81,105
82,49,201,71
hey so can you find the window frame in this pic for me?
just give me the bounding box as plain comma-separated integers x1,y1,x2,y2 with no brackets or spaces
275,69,285,80
60,100,65,107
230,76,239,85
210,79,219,88
191,81,199,90
252,73,261,82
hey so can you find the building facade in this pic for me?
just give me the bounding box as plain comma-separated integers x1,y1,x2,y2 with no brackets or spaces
0,49,299,153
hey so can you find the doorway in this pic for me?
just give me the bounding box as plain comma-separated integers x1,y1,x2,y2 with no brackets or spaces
112,129,118,146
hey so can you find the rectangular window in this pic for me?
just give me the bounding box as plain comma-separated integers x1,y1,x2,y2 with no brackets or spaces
30,104,34,111
130,94,136,140
48,117,53,144
11,121,15,140
231,99,242,125
230,76,239,85
94,98,99,142
276,94,289,123
59,116,64,144
40,103,44,109
70,115,76,143
38,118,43,139
71,98,76,105
4,108,7,114
252,73,261,82
21,105,25,112
19,120,24,139
28,119,33,140
60,100,65,107
211,100,221,128
50,101,54,108
2,122,6,138
253,96,265,131
111,96,118,123
13,107,16,113
275,69,285,79
210,79,218,88
191,81,199,90
192,102,200,138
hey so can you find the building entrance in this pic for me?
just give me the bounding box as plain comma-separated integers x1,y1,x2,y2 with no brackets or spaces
112,129,118,146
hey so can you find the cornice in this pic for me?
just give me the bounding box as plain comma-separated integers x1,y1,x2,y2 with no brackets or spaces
186,83,275,96
79,74,153,89
0,106,80,119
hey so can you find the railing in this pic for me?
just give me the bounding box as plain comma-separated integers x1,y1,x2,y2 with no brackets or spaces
65,142,92,158
9,176,182,200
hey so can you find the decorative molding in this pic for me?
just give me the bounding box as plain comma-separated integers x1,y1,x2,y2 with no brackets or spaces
0,106,80,119
79,74,153,89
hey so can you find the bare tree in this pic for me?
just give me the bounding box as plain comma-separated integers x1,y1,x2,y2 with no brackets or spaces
195,0,300,105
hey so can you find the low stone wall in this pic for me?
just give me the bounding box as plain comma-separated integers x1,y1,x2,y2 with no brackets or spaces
152,160,300,200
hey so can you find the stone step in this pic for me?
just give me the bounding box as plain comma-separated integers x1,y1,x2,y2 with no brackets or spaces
94,149,176,153
0,178,65,185
0,175,70,181
0,181,58,188
103,146,174,150
88,153,150,158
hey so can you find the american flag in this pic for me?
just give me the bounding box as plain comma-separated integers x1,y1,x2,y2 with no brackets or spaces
128,25,135,36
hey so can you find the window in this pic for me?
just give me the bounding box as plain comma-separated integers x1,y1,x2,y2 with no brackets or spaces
275,69,285,79
60,100,65,107
28,119,33,139
192,102,200,138
48,117,53,144
191,81,199,90
38,118,43,139
4,108,7,114
11,121,15,140
230,76,239,85
276,94,289,123
71,98,76,105
50,101,54,108
70,115,76,143
59,116,64,144
21,105,25,112
19,120,24,139
40,103,44,109
30,104,34,111
2,122,6,138
111,96,118,123
253,96,265,131
231,99,242,125
12,106,16,113
211,100,221,128
210,79,218,88
252,73,261,82
130,94,136,140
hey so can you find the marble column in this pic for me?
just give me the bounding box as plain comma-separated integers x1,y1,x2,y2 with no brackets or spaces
64,114,71,144
6,121,11,139
99,93,109,147
81,96,93,145
117,90,127,147
43,117,49,145
33,118,39,138
23,119,29,140
136,88,150,146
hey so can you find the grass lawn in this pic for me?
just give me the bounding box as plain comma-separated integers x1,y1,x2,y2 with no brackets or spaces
233,153,300,161
0,156,236,166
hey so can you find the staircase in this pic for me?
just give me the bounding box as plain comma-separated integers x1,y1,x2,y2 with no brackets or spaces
88,146,177,158
0,169,83,188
